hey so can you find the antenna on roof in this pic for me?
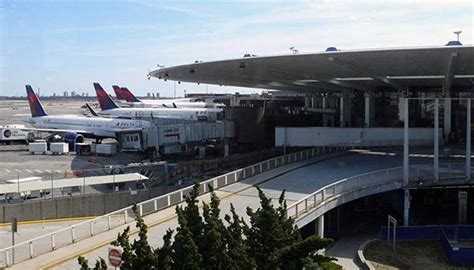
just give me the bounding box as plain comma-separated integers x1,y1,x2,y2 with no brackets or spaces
454,31,462,42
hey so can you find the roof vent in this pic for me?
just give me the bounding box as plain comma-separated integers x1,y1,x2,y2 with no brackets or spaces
446,40,462,46
326,47,338,52
446,31,463,46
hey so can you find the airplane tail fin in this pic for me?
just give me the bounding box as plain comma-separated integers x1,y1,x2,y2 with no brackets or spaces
25,85,47,117
93,83,120,110
85,103,99,117
112,85,126,100
120,87,141,103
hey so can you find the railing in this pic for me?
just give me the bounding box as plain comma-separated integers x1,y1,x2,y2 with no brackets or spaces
0,144,350,267
287,162,471,222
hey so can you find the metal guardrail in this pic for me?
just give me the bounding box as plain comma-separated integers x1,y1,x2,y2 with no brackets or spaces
287,162,471,222
0,145,350,267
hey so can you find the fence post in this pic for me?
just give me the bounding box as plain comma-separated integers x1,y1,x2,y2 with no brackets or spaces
90,222,94,236
29,241,34,258
51,234,56,250
6,250,10,266
124,210,128,224
71,227,76,243
108,216,112,230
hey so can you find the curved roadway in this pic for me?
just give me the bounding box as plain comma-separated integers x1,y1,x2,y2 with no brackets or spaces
12,149,430,269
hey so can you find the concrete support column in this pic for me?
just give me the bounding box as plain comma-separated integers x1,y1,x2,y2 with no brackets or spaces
311,95,317,109
339,95,351,127
403,98,409,185
224,139,230,157
403,189,410,226
466,99,471,181
304,93,311,108
398,97,407,121
434,98,439,182
316,215,324,238
364,93,375,127
322,96,327,109
444,98,452,142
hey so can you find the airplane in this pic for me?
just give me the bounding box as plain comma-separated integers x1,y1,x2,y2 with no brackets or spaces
85,103,99,117
24,85,151,143
112,85,222,109
95,83,223,121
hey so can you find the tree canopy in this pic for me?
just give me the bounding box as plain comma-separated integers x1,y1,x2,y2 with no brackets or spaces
79,182,338,269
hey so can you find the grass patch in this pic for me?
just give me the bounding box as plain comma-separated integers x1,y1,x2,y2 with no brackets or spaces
364,240,471,270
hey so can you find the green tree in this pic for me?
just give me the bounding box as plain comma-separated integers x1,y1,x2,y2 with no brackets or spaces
224,203,256,269
172,206,202,269
111,205,157,269
245,187,333,269
79,182,335,270
200,186,234,269
77,256,107,270
155,229,173,269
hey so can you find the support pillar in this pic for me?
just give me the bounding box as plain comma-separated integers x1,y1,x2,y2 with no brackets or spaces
311,95,317,109
403,98,409,185
304,93,311,108
466,99,471,181
322,95,327,109
434,98,439,182
364,93,375,127
398,97,407,121
339,94,351,127
403,189,410,226
224,139,230,157
316,215,324,238
444,98,452,142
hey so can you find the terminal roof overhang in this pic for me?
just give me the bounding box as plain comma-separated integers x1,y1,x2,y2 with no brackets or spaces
149,45,474,93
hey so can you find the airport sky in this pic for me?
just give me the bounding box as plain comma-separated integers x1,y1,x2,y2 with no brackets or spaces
0,0,473,97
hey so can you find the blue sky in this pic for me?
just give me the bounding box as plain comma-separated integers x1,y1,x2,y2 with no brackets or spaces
0,0,472,97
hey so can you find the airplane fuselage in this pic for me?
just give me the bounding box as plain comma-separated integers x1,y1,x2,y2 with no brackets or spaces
28,115,150,138
99,107,223,121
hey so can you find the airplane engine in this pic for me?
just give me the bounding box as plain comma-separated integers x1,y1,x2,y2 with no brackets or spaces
64,133,85,147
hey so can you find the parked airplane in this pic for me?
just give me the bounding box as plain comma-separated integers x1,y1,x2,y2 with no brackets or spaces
24,85,150,143
95,83,223,121
112,85,221,109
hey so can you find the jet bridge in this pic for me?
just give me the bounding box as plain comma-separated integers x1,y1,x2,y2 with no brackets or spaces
140,120,234,156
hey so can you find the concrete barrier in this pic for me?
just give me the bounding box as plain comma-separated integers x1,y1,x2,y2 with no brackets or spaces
356,239,377,270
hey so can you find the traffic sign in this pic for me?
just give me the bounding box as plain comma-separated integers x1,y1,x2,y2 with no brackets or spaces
108,247,122,267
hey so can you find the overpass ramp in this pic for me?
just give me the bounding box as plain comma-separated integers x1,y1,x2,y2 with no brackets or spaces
10,148,428,269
